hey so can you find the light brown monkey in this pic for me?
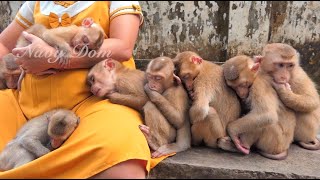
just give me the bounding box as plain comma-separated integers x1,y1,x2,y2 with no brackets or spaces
220,54,296,160
0,53,21,89
87,59,148,112
0,109,80,171
10,17,105,90
259,43,320,150
139,57,191,158
173,51,241,148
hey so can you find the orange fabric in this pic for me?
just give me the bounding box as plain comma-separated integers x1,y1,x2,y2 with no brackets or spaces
0,1,169,178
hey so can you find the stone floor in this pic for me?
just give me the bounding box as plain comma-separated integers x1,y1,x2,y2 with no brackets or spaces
149,144,320,179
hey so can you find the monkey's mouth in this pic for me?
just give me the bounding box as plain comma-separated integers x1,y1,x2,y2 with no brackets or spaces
51,138,64,149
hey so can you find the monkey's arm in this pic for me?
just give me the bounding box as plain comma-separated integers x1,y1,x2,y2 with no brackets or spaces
108,92,147,111
144,86,185,129
42,31,72,65
189,83,210,124
273,83,319,113
227,110,277,138
19,138,51,158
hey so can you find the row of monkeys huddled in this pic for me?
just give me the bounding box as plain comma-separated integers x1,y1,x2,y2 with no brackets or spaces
0,19,319,171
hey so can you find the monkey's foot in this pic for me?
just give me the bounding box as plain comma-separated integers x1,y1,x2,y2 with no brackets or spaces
258,150,288,160
138,125,159,151
298,139,320,150
151,145,175,159
231,136,250,155
217,136,241,153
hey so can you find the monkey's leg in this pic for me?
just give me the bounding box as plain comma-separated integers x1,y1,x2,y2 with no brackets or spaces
295,112,320,150
203,108,226,148
217,136,240,153
19,138,51,158
191,122,204,146
152,122,191,158
138,124,160,151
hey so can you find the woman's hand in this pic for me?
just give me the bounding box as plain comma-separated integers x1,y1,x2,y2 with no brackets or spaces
12,32,60,74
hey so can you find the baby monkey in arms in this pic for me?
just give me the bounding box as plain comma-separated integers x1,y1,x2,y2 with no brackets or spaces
0,109,80,171
3,17,105,90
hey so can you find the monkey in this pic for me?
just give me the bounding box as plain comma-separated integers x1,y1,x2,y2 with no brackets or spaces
87,58,148,112
0,109,80,171
7,17,105,91
259,43,320,150
138,56,191,158
219,54,296,160
0,53,21,89
173,51,241,149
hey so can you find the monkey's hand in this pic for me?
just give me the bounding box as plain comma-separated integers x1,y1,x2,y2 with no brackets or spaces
56,45,72,68
227,125,250,155
144,84,161,103
272,81,292,95
189,104,209,124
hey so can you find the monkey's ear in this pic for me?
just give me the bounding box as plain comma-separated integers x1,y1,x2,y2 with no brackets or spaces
253,55,263,63
104,59,115,71
173,73,182,85
191,56,203,65
251,63,260,72
82,17,94,27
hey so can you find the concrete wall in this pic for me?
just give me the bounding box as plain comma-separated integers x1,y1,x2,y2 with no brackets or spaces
1,1,320,83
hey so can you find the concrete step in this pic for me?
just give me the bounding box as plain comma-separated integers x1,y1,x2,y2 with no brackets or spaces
149,144,320,179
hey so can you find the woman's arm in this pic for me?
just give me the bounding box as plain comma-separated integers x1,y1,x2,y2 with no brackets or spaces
64,14,141,69
0,21,26,57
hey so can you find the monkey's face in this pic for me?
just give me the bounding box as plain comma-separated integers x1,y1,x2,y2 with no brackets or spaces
225,67,255,100
178,63,199,92
146,72,166,94
72,26,104,51
3,71,21,89
48,110,80,149
87,66,116,97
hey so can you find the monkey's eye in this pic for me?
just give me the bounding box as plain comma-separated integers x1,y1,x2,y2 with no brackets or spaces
288,64,295,68
155,76,162,81
278,63,284,68
183,74,190,80
90,76,95,84
82,35,89,44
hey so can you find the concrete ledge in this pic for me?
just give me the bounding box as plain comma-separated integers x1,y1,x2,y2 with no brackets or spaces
149,144,320,179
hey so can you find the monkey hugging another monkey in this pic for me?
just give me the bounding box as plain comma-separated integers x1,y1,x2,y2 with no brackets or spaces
0,17,105,91
0,109,80,171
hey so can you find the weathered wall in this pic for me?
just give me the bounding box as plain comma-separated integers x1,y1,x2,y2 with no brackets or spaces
1,1,320,83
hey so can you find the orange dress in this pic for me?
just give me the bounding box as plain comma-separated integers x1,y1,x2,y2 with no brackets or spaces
0,1,167,178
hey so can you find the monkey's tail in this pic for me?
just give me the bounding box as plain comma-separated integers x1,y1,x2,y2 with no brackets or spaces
258,150,288,160
298,139,320,150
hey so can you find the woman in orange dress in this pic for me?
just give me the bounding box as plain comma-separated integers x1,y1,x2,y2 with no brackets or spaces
0,1,166,178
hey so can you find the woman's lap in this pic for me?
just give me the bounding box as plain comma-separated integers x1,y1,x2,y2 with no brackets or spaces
0,91,166,178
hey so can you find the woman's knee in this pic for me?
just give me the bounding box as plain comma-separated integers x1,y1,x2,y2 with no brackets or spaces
89,159,147,179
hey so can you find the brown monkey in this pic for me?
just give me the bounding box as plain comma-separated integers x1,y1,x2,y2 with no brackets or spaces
220,54,296,160
11,17,105,90
139,57,191,158
173,51,241,148
0,109,80,171
259,43,320,150
87,59,148,112
0,53,21,89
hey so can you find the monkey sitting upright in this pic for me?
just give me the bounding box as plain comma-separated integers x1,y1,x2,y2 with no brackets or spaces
139,57,191,158
220,55,296,160
3,17,105,90
0,109,80,171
